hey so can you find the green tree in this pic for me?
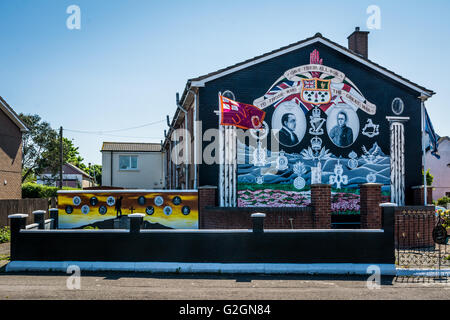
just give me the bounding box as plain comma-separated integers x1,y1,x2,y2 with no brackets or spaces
87,164,102,185
20,114,58,182
39,137,82,176
422,169,434,186
19,114,85,183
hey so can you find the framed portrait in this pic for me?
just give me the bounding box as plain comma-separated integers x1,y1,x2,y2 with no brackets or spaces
271,101,306,148
326,105,359,148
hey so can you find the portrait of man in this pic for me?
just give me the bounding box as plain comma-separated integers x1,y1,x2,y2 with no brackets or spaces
329,111,354,147
278,113,300,147
271,100,306,148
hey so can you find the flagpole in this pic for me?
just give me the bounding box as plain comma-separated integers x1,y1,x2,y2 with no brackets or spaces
218,92,224,207
420,96,428,205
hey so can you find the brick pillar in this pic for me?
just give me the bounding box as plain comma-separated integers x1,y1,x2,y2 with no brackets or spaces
198,186,217,229
310,184,331,229
412,186,433,205
360,183,382,229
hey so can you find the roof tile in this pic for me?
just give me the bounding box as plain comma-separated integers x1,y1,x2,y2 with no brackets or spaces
101,142,162,152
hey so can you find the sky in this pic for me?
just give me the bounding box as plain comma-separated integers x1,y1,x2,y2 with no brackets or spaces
0,0,449,165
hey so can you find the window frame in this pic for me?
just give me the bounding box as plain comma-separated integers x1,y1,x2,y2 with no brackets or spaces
118,155,139,171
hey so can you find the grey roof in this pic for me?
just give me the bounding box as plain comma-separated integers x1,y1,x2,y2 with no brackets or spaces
101,142,162,152
65,163,93,178
41,163,93,179
187,33,435,95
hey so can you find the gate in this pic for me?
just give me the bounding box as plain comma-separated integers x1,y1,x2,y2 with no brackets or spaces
395,207,449,270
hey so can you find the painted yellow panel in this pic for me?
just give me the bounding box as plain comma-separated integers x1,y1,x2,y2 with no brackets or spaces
57,190,198,229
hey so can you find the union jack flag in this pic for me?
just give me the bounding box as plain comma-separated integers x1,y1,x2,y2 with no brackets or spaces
263,79,311,114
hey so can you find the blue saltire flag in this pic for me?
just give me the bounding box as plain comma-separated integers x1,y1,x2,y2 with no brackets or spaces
424,106,440,159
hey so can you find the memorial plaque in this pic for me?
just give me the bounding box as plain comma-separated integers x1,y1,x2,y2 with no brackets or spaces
432,225,448,245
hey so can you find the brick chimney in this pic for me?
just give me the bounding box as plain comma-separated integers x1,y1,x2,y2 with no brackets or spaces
347,27,369,59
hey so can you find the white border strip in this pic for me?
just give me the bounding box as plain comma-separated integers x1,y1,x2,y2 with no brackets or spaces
396,268,450,277
190,38,432,97
19,229,384,234
5,261,397,275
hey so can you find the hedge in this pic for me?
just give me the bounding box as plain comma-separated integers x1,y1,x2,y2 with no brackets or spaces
22,183,79,199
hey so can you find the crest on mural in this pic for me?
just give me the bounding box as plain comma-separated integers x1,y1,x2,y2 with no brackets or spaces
253,49,377,115
301,79,331,105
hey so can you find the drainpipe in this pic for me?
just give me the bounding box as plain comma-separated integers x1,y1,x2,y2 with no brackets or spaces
160,139,164,188
420,95,429,205
167,115,175,189
180,89,198,190
110,151,113,187
164,132,169,189
176,93,189,189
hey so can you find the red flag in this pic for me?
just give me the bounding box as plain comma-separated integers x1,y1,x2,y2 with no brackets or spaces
219,95,266,130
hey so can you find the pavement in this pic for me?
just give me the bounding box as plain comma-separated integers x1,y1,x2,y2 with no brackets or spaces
0,272,449,300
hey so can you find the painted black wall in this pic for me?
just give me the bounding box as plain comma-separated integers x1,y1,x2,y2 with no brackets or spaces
197,41,424,204
9,207,395,264
11,227,394,264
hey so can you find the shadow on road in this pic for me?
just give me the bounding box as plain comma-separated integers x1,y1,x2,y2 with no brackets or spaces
0,268,396,285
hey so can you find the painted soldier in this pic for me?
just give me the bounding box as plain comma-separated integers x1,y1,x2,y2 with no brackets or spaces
115,196,123,218
329,111,353,147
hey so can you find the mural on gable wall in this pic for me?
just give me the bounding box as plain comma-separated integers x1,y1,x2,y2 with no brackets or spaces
237,49,391,213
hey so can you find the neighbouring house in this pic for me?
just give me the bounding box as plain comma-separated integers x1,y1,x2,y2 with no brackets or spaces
0,96,28,199
101,142,165,189
36,163,95,188
163,27,436,208
426,136,450,202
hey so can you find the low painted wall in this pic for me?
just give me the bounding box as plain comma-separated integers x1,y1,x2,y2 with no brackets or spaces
9,208,395,264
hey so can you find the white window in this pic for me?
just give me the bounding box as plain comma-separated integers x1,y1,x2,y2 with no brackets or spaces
119,155,138,170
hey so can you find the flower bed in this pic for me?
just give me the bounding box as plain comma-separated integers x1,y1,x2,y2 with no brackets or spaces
238,184,391,214
238,189,311,207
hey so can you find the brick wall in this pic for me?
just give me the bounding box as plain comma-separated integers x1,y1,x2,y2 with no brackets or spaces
198,186,217,228
0,108,23,200
200,206,314,229
360,183,382,229
412,186,433,206
347,27,369,59
198,184,331,229
311,184,331,229
394,206,435,249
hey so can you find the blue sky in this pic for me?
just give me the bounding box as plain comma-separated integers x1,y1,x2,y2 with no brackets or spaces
0,0,449,165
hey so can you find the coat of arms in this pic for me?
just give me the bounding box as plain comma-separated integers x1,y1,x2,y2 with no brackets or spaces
301,78,331,105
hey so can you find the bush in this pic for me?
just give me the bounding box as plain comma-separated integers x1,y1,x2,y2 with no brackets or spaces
422,169,434,186
437,196,450,207
436,208,450,230
22,183,79,198
0,227,10,243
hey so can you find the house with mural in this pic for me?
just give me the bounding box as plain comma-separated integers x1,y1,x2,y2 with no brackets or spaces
163,27,435,213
